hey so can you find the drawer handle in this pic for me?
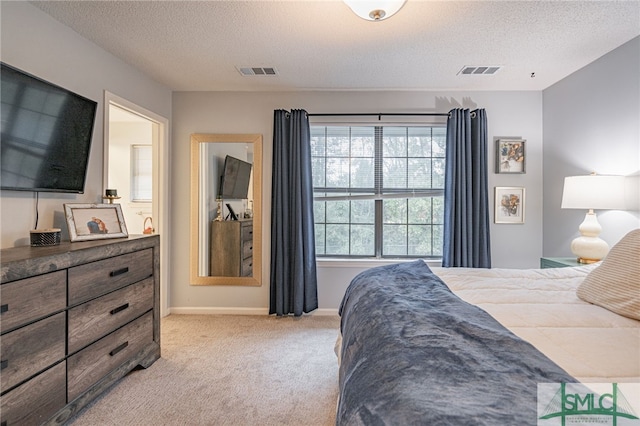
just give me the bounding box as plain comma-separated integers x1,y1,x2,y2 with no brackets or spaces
110,267,129,277
110,303,130,315
0,304,7,314
1,359,7,370
109,341,129,356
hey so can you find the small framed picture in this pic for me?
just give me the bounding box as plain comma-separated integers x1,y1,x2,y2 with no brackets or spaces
494,187,525,224
64,203,129,242
496,139,526,173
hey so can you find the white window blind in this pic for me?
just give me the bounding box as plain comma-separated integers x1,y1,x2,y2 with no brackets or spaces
131,145,152,202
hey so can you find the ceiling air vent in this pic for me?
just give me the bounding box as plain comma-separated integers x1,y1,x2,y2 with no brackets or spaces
237,66,278,76
458,66,501,75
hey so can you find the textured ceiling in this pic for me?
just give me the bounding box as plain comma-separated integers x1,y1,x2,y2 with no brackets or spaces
30,0,640,92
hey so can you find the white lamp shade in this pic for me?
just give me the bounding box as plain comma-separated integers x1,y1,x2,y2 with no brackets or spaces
343,0,407,21
561,175,626,210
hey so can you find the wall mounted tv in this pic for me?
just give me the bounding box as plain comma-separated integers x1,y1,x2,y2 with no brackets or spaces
1,62,97,193
219,155,252,200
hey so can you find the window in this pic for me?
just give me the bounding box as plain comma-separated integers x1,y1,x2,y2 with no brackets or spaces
311,125,446,258
130,145,152,202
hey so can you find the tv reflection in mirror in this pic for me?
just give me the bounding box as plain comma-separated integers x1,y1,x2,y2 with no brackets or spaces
219,155,252,200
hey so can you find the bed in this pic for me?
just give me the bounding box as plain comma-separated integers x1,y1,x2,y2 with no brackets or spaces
336,229,640,425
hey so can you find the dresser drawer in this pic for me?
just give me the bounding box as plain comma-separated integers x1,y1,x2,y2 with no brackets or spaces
0,270,66,334
67,311,153,401
0,361,66,426
242,257,253,277
241,223,253,241
242,239,253,259
1,313,65,393
68,277,154,354
68,248,153,305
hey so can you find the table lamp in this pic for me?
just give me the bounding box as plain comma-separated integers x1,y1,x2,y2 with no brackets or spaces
561,173,626,263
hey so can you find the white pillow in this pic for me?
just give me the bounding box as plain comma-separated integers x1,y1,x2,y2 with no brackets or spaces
576,229,640,320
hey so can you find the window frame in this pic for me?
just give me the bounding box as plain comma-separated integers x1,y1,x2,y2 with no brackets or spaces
311,123,446,259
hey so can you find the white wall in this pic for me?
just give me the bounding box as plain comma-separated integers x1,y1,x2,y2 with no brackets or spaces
0,2,172,248
108,120,154,235
542,36,640,256
172,90,544,311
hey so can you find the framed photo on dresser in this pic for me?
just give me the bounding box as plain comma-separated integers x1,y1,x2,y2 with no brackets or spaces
64,203,129,241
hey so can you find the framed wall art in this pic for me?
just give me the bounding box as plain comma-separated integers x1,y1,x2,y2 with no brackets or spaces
494,187,525,224
64,203,129,242
496,139,526,174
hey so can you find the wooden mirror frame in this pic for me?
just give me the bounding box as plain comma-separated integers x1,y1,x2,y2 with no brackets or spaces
189,133,262,286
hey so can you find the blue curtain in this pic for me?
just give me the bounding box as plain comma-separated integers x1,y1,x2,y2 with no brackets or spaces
270,109,318,316
443,108,491,268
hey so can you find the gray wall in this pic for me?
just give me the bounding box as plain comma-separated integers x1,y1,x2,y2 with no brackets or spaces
542,36,640,256
0,2,172,248
172,91,544,311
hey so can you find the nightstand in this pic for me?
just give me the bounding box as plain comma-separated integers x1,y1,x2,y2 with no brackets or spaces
540,257,582,268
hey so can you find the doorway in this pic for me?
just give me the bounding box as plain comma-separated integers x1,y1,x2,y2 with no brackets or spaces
104,91,170,317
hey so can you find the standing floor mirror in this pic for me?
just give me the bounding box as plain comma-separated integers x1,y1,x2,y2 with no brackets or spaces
190,133,262,286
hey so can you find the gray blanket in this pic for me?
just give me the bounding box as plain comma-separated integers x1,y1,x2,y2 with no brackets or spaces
337,260,576,425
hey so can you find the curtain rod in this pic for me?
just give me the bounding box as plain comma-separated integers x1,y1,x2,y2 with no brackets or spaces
307,112,449,119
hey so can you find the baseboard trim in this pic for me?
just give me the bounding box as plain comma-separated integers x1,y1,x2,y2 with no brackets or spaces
311,308,340,316
168,307,339,316
169,307,269,315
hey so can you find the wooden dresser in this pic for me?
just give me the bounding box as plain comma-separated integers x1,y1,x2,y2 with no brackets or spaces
210,219,253,277
0,235,160,425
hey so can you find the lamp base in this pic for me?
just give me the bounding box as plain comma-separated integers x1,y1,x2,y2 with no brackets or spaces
576,256,602,264
571,235,609,263
570,210,609,263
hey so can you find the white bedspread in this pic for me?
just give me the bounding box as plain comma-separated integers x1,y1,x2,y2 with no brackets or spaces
432,265,640,383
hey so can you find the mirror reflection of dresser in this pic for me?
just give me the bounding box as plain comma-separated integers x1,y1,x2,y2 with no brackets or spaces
210,219,253,277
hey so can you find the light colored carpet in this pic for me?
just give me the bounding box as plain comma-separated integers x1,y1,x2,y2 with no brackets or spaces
69,314,341,426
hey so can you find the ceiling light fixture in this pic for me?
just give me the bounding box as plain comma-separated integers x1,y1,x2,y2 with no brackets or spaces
343,0,407,21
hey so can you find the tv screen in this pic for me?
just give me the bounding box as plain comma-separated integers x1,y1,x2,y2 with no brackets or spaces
1,62,97,193
219,155,252,200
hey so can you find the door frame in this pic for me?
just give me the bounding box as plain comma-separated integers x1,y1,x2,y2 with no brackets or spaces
104,91,170,317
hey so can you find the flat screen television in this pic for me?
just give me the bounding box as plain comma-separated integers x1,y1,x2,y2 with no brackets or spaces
1,62,97,193
219,155,252,200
